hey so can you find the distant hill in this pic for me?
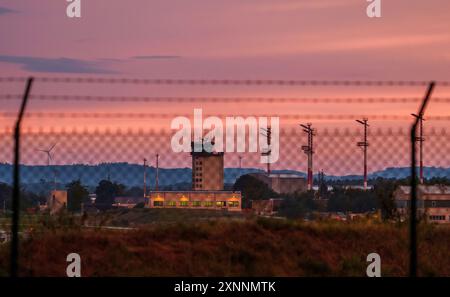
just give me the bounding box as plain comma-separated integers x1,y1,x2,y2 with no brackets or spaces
0,163,449,193
0,162,192,189
370,167,450,179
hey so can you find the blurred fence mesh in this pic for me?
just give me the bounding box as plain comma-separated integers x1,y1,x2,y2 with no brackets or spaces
1,126,449,185
0,77,449,199
0,76,450,278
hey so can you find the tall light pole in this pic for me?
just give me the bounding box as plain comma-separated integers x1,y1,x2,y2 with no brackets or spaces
356,118,369,190
155,154,159,191
411,113,425,184
143,158,147,198
301,123,315,190
107,165,111,181
261,127,272,174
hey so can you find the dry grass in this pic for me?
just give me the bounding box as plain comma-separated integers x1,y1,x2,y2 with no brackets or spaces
0,218,449,277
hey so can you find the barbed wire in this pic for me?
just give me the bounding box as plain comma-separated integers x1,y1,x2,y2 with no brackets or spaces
2,94,450,104
0,126,447,136
0,76,447,86
1,112,450,121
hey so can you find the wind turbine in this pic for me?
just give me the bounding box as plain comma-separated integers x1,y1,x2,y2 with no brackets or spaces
36,143,58,191
36,143,57,166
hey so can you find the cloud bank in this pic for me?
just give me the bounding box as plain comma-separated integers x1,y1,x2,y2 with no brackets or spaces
0,56,116,74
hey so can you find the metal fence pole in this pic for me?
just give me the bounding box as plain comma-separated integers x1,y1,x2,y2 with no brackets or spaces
11,77,33,277
410,81,434,277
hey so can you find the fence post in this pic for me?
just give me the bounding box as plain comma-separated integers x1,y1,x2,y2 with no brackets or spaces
409,81,434,277
11,77,33,277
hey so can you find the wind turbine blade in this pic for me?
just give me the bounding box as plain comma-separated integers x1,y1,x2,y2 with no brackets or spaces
49,143,57,152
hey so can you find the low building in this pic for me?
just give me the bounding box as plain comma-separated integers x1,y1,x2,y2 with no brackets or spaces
0,230,9,244
251,198,283,216
328,212,347,221
312,185,334,192
342,185,374,191
250,173,307,194
81,202,101,214
47,190,67,214
394,185,450,224
113,197,146,208
147,191,242,211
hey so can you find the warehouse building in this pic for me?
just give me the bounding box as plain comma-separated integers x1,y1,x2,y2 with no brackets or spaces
394,185,450,224
250,173,307,194
251,198,283,216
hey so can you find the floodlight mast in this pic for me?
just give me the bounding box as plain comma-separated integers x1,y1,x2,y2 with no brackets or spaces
143,158,147,198
155,153,159,191
356,119,369,190
260,127,272,174
301,123,314,190
411,113,425,184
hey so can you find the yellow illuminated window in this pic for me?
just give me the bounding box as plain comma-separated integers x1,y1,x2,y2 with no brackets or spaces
180,201,189,207
167,201,176,207
192,201,201,207
204,201,213,207
229,201,239,207
216,201,226,207
154,201,163,207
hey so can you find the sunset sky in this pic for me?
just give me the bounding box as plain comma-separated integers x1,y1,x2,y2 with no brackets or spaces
0,0,449,79
1,0,449,172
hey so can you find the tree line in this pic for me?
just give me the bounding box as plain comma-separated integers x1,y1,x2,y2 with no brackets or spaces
0,179,145,213
233,174,450,221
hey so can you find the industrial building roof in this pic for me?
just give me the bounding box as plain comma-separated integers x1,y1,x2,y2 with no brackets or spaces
251,172,305,179
397,185,450,195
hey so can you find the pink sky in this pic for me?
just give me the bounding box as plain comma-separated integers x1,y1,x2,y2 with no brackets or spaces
1,0,449,173
1,0,449,77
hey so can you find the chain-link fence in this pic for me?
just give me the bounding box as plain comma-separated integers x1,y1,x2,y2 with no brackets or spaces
1,77,449,276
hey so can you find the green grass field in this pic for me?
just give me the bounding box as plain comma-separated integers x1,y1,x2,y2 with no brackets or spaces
86,208,248,227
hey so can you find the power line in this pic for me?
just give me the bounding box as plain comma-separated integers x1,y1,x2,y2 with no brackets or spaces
1,112,450,121
0,125,448,137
